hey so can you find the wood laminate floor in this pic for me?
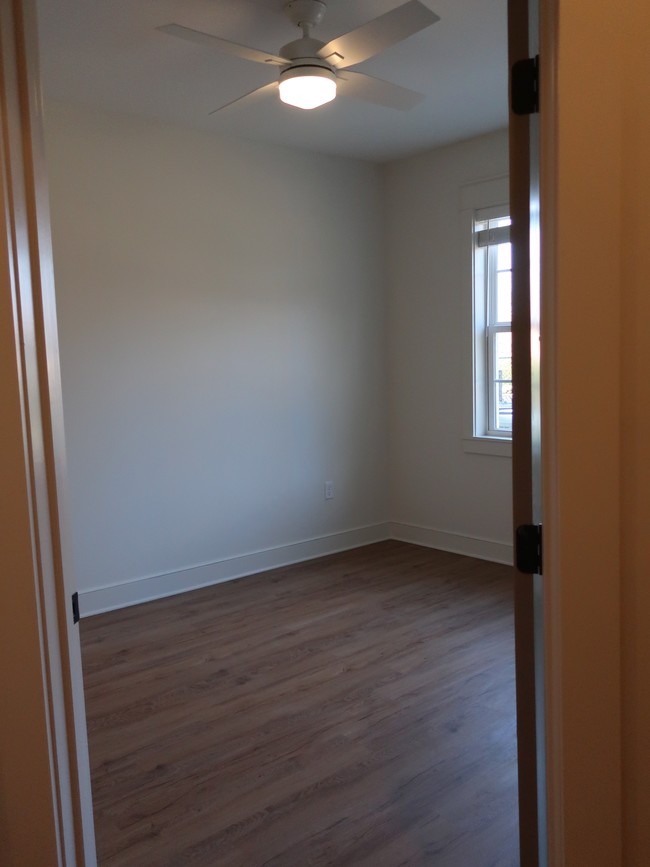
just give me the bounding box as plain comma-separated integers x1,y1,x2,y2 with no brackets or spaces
81,540,519,867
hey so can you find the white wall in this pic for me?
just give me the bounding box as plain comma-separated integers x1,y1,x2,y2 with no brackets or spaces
45,105,511,614
384,130,513,560
45,103,389,614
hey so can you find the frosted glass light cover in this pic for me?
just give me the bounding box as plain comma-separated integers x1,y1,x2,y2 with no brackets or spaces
279,73,336,110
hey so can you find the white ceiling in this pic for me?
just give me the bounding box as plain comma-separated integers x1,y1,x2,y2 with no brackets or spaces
36,0,508,163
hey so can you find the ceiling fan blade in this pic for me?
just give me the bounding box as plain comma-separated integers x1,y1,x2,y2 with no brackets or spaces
317,1,440,69
158,23,288,66
336,70,424,111
208,81,279,114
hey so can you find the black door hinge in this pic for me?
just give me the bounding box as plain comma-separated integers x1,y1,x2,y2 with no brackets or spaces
516,524,543,574
72,591,80,625
511,55,539,115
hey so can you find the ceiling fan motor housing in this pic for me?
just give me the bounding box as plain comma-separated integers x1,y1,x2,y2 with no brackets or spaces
283,0,327,31
281,0,332,73
279,63,336,85
280,36,330,66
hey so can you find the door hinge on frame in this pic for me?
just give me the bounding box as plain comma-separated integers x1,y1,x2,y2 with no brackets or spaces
516,524,543,574
511,55,539,115
72,591,80,625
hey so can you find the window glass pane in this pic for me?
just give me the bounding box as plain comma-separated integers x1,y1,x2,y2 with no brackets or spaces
497,241,511,271
496,269,512,322
494,331,513,431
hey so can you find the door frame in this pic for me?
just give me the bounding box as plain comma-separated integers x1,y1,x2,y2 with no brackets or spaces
509,0,542,861
0,1,95,864
0,0,625,864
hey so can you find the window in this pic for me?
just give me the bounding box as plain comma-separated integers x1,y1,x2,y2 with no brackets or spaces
460,175,511,457
474,210,512,439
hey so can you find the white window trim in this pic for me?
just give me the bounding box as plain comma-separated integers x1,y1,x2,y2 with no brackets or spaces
481,208,512,438
459,175,512,458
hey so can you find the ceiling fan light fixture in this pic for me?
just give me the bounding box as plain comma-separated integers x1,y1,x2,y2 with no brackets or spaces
279,65,336,110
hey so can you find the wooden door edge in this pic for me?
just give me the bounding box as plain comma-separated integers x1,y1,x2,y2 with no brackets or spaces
539,0,624,864
538,1,563,863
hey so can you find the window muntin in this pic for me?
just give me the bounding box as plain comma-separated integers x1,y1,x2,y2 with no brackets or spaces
474,211,512,439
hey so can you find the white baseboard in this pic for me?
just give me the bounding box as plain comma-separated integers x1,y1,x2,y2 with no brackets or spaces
388,522,514,566
80,521,513,618
79,523,391,617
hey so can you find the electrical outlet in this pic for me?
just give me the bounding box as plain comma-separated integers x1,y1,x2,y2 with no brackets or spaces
325,481,334,500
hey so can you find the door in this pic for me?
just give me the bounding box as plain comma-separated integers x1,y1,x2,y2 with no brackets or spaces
509,0,546,865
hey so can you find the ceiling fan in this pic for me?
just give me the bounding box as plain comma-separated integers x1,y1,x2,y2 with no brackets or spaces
158,0,440,113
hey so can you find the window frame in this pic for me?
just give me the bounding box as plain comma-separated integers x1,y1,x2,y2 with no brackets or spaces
479,211,513,439
459,175,512,458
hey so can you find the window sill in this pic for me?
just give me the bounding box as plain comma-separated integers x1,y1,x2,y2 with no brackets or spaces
462,436,512,457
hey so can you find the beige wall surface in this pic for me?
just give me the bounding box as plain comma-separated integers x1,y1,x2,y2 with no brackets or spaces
384,129,513,552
